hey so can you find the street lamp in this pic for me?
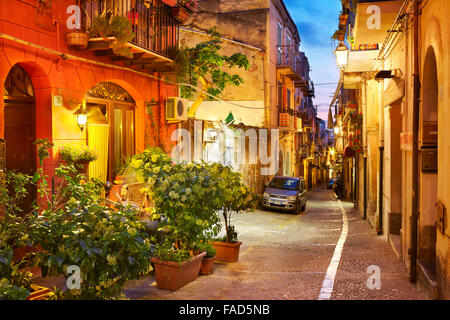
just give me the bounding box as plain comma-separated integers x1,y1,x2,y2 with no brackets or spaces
335,41,349,70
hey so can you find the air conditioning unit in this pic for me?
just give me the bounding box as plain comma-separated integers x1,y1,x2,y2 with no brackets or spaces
166,97,188,123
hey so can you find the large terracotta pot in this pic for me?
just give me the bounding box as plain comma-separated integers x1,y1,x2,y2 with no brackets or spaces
151,252,206,291
210,241,242,263
199,256,216,275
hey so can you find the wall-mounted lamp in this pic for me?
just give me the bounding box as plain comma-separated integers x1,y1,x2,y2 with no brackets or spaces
75,103,88,131
334,126,340,135
335,41,349,70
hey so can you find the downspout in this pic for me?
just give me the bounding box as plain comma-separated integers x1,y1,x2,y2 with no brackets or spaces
378,61,385,235
363,78,368,219
410,0,421,284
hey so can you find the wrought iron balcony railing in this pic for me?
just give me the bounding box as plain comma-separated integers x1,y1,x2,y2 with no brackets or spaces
82,0,179,59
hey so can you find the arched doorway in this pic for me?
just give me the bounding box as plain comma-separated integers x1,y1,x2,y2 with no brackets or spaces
86,82,136,182
3,64,36,214
418,46,439,277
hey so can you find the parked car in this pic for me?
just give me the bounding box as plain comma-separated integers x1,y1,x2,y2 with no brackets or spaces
262,176,307,214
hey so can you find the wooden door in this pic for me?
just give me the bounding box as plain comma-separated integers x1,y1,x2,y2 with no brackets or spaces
4,100,36,214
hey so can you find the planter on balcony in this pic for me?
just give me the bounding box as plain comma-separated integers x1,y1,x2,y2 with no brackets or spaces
172,7,190,22
339,14,349,26
279,113,290,128
66,30,89,50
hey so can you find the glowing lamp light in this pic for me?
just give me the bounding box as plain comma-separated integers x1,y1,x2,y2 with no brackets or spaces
75,103,88,131
330,149,335,156
334,127,340,135
335,42,349,69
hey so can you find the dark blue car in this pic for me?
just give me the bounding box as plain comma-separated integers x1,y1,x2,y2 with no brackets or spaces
262,176,307,214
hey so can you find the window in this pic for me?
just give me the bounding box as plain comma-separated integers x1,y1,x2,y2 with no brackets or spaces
277,22,283,65
285,33,291,65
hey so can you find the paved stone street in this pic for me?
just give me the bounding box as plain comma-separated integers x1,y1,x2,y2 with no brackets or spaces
123,188,425,300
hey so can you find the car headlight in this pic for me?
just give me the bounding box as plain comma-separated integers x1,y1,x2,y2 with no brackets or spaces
263,192,269,198
287,195,297,201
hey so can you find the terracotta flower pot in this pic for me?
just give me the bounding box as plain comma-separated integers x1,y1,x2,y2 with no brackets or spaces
210,241,242,263
151,252,206,291
199,256,215,275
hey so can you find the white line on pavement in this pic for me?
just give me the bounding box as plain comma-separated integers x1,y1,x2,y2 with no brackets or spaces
317,200,348,300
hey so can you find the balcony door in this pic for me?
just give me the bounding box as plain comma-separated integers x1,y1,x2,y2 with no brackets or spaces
86,82,135,182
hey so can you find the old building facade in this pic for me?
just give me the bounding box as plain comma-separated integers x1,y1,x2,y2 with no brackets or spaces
332,0,450,299
180,0,323,190
0,0,181,189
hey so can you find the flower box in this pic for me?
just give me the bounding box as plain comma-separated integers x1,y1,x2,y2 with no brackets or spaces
279,113,290,128
151,252,206,291
172,7,190,22
210,241,242,263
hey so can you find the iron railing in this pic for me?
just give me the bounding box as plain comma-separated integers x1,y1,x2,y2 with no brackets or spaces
277,45,303,77
81,0,179,59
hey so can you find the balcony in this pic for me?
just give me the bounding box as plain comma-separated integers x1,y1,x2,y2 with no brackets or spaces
276,45,304,82
81,0,179,71
278,112,293,131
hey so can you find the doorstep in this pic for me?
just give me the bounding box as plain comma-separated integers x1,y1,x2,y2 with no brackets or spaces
417,261,439,300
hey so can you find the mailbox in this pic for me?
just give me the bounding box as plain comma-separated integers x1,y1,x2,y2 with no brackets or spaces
421,147,437,172
422,121,438,145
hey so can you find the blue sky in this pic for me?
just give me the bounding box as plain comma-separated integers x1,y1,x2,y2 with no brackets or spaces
284,0,342,121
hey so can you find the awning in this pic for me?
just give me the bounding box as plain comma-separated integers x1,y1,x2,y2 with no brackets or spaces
346,49,380,73
384,77,404,106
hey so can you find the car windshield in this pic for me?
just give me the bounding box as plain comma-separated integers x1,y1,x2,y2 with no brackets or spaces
268,178,299,190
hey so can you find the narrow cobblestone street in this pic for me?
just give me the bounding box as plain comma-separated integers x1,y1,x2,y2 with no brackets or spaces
123,188,424,300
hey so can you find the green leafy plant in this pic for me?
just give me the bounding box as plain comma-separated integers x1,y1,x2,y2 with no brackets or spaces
196,242,216,259
154,241,191,264
130,148,222,252
58,144,98,170
89,14,135,58
332,29,346,41
176,27,250,117
205,163,258,243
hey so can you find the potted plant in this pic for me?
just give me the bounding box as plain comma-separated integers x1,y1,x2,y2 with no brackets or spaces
131,148,222,290
172,0,197,22
206,164,257,263
89,14,135,58
198,243,216,275
28,144,152,300
332,29,346,42
58,144,98,175
151,242,205,291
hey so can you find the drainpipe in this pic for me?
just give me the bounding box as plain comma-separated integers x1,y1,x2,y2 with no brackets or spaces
410,0,421,284
378,63,385,235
